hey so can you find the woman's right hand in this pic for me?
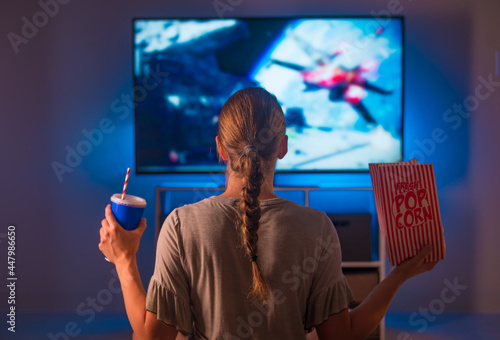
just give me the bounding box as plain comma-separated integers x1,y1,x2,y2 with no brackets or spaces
393,245,440,281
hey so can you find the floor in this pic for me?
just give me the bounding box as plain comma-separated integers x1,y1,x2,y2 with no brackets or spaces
2,311,499,339
385,312,500,340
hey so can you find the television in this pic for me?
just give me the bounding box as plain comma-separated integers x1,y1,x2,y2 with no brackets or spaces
134,17,404,173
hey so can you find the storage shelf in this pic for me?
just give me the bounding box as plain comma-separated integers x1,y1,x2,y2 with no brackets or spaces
341,261,382,268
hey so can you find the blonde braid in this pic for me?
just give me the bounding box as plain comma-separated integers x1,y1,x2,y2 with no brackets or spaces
237,145,270,302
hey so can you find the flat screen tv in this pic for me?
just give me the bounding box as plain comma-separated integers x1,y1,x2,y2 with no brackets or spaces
134,17,404,173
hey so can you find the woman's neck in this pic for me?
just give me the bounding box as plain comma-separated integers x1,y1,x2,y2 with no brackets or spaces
219,171,278,200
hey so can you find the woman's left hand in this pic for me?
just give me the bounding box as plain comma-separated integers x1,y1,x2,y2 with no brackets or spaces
98,204,147,266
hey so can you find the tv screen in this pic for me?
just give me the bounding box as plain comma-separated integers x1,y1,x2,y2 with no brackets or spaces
134,17,403,173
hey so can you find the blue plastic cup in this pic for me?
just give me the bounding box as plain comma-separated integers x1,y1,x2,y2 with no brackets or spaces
110,194,147,231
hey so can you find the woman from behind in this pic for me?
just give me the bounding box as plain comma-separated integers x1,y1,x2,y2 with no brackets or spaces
99,87,439,340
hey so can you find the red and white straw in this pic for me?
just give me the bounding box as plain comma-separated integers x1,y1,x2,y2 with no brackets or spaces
121,167,130,200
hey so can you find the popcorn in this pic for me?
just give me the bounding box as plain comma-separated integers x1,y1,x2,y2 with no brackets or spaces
369,160,446,266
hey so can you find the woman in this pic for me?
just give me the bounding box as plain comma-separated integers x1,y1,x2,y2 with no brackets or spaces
99,87,438,339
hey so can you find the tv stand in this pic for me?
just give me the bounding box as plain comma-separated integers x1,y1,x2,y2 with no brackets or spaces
155,185,385,339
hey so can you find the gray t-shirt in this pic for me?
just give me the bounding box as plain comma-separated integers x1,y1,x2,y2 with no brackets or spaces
146,195,354,339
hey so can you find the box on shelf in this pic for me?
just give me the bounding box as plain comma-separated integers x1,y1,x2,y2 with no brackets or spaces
328,214,372,262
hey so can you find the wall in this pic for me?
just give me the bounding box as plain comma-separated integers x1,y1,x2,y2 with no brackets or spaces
0,0,498,323
470,0,500,312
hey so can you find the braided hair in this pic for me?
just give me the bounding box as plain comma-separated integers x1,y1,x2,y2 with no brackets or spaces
217,87,286,303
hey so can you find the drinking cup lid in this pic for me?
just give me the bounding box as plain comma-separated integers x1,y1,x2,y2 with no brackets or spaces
111,194,147,208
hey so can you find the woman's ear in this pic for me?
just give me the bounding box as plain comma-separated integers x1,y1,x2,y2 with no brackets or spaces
216,136,229,161
278,135,288,160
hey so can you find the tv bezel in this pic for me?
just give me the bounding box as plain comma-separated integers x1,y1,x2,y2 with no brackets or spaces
133,16,405,175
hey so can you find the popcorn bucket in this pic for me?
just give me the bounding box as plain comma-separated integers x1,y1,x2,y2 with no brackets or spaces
369,160,446,266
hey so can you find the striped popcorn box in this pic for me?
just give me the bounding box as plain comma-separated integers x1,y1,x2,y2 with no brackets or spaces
369,160,446,266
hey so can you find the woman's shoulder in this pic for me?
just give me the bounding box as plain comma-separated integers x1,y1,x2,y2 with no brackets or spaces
175,195,327,215
171,195,331,229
